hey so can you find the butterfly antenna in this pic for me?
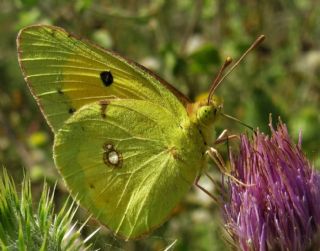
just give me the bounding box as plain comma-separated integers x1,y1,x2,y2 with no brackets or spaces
221,113,254,131
207,35,265,104
207,57,233,104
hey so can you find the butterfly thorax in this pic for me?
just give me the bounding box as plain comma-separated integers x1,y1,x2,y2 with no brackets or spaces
187,96,223,145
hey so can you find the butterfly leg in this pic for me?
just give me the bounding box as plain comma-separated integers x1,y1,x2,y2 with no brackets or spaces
214,129,239,145
195,175,218,202
207,147,249,186
207,147,226,173
197,130,249,199
194,133,229,201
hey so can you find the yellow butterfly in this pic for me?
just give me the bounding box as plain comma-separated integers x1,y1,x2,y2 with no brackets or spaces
17,25,263,239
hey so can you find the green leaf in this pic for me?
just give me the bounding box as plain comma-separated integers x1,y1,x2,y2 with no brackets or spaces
188,44,220,73
21,0,38,7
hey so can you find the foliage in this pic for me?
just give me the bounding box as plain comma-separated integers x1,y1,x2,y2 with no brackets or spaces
0,169,96,250
0,0,320,250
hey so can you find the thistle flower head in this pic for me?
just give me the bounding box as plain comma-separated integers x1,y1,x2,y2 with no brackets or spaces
224,122,320,251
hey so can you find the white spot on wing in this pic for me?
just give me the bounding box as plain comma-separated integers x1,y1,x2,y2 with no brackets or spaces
103,142,122,168
108,151,119,165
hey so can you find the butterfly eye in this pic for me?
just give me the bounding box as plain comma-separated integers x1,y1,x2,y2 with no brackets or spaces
100,71,113,87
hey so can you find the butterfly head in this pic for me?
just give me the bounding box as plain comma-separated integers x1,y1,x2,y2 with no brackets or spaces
195,96,223,126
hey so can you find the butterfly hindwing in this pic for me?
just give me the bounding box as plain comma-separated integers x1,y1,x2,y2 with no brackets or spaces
53,99,205,239
17,25,189,132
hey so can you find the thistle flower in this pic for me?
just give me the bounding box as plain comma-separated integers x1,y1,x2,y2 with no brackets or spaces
224,122,320,251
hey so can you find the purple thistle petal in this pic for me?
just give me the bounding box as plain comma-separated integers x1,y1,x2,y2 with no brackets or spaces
223,122,320,251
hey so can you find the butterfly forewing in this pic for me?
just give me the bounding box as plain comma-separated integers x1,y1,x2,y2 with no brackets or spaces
17,25,189,132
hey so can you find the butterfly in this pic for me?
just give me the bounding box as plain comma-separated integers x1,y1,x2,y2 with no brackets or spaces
17,25,264,240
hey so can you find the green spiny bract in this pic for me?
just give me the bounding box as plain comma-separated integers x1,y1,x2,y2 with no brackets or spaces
0,169,97,251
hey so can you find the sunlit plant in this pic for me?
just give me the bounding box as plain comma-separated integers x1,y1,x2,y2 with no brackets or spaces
0,170,98,251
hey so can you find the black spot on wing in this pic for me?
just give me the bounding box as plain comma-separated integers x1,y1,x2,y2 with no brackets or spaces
68,108,76,114
100,71,113,87
99,100,110,119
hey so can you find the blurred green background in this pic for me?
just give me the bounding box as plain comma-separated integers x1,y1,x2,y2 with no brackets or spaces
0,0,320,250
